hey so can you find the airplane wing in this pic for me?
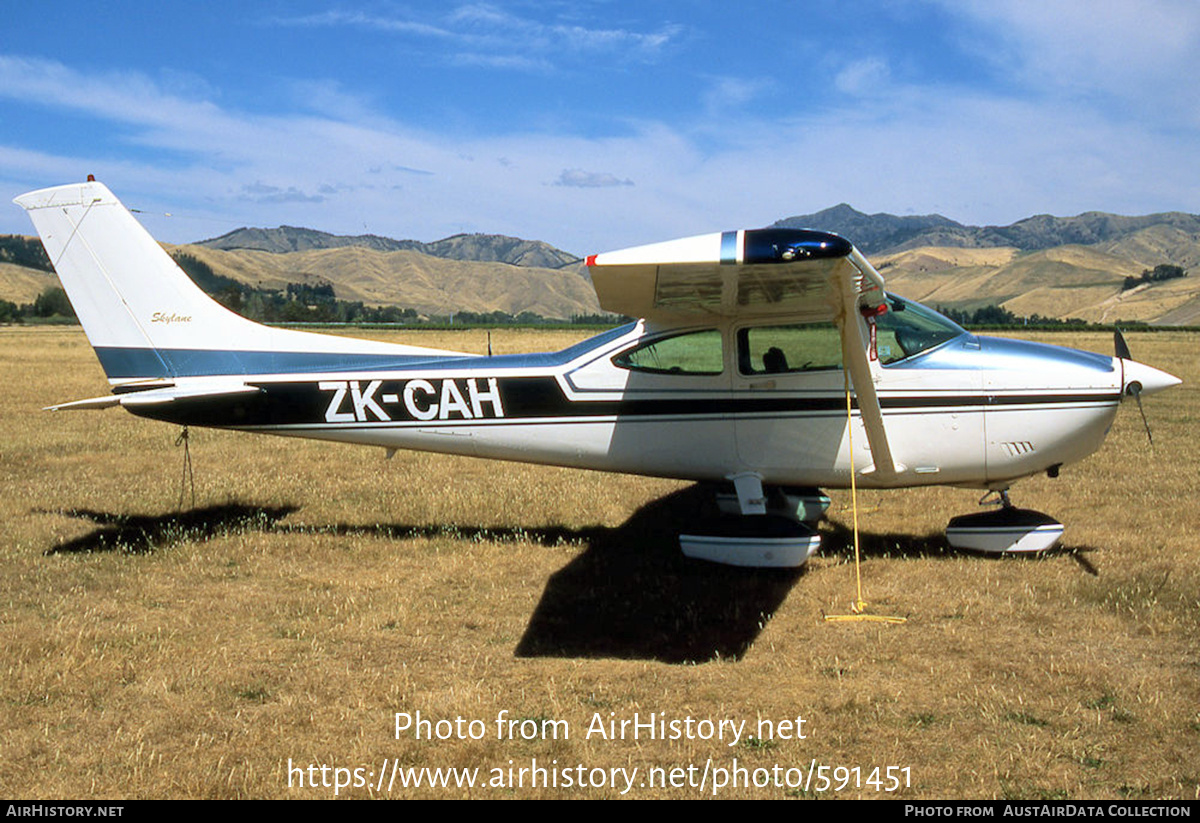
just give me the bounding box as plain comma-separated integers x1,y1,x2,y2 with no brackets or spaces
587,228,896,478
585,228,885,321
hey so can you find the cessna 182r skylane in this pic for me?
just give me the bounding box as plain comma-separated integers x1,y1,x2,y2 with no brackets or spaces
15,180,1181,566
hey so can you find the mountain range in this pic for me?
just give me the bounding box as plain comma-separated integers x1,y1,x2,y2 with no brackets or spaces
198,226,580,269
4,205,1200,324
772,205,1200,324
773,204,1200,256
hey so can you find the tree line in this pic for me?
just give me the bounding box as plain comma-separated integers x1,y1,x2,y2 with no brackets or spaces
0,287,76,323
1122,264,1187,292
933,304,1092,328
0,250,625,326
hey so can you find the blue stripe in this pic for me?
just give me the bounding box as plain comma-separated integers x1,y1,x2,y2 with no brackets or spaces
720,231,738,264
93,324,637,379
94,347,463,379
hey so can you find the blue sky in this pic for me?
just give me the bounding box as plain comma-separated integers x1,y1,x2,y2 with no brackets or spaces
3,1,1199,254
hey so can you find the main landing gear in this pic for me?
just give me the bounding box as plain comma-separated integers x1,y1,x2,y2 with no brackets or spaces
945,489,1064,554
679,476,829,568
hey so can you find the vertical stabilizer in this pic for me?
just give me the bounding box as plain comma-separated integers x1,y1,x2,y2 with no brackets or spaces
14,181,466,383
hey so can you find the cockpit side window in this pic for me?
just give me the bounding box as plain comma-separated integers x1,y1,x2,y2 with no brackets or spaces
737,322,843,375
874,296,966,364
612,329,724,375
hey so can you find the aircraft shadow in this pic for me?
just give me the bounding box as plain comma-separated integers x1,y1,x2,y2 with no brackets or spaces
511,494,1102,661
819,519,1104,578
37,489,804,663
40,504,300,555
513,485,805,663
37,491,1102,661
819,519,952,561
823,518,1098,556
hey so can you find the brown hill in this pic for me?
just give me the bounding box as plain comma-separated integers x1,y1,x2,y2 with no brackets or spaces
0,261,58,305
875,224,1200,324
198,225,581,269
170,243,600,319
878,246,1140,310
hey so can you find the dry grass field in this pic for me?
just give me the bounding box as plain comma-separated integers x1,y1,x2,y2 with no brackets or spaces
1,326,1197,800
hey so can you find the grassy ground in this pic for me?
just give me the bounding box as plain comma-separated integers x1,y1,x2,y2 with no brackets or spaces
1,326,1197,799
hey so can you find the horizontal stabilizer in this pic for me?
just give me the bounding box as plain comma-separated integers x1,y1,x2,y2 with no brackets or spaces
45,395,124,412
46,383,262,412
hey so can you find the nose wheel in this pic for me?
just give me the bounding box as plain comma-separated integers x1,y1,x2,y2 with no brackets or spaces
945,489,1064,553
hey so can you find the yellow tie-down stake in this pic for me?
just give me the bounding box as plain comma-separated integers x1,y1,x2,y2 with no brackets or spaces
823,367,906,625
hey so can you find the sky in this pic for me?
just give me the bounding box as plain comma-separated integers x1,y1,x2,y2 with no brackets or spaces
2,1,1199,254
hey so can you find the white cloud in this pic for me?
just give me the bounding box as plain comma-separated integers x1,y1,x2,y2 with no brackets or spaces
448,53,553,72
702,77,774,114
3,24,1200,257
240,182,326,204
0,55,225,133
448,3,678,58
273,4,680,72
273,10,453,40
553,169,634,188
833,58,891,97
929,0,1200,125
0,55,660,248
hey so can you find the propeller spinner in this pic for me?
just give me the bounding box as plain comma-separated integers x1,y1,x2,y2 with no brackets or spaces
1114,330,1182,444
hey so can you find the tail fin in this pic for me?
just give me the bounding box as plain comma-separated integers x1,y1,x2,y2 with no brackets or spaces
14,181,464,384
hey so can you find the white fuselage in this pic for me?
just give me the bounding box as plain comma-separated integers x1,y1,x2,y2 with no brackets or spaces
133,316,1130,493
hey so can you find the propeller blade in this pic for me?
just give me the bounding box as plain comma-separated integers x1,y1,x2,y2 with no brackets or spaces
1114,329,1132,361
1132,385,1153,446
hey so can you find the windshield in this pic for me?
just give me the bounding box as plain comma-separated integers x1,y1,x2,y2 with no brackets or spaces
875,296,966,364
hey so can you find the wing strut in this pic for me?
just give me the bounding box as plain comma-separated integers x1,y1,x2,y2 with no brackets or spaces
836,254,897,481
823,368,907,624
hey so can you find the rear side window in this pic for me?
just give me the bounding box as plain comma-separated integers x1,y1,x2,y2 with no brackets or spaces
612,329,724,375
738,322,843,374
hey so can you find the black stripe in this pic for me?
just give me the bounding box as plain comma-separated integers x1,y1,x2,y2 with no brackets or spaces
122,375,1120,429
879,392,1119,408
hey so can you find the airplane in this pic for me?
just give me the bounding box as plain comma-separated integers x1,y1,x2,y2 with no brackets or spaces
14,179,1182,567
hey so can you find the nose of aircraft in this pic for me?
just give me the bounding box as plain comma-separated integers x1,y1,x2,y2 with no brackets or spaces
1121,358,1182,397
